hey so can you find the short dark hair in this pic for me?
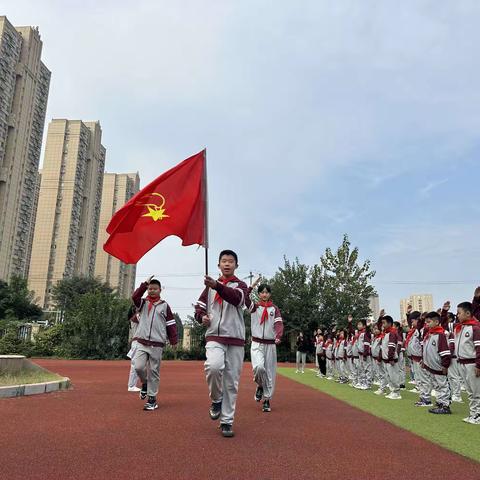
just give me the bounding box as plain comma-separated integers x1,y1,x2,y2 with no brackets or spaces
410,311,421,320
457,302,473,315
219,249,238,264
149,279,161,287
257,283,271,293
425,311,441,321
357,319,366,327
382,315,394,325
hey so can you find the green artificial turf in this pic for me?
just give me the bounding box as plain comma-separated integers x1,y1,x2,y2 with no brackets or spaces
278,367,480,463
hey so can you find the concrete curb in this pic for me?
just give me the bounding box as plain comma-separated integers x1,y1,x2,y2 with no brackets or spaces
0,378,71,399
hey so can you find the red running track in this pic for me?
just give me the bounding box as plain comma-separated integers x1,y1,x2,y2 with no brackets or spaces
1,360,478,480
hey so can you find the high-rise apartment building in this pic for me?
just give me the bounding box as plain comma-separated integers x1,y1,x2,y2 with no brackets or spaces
95,172,140,298
28,119,105,308
0,17,50,280
400,294,434,320
368,294,380,322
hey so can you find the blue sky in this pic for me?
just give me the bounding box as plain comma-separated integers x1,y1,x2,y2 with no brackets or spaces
5,0,480,319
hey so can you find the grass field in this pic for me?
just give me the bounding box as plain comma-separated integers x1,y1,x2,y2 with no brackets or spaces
0,369,63,386
278,367,480,463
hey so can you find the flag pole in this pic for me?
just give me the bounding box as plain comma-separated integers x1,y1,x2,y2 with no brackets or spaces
203,148,209,277
203,149,210,317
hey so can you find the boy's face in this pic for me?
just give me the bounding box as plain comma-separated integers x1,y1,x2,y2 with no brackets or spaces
259,289,271,301
381,319,388,329
457,307,471,322
425,317,439,329
218,254,237,277
357,322,364,330
148,283,161,297
412,319,418,329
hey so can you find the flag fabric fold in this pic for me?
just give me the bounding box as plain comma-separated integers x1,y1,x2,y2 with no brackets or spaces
103,150,207,264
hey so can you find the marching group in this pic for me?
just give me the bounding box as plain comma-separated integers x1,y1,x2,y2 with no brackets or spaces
123,246,479,437
306,289,480,424
126,250,283,437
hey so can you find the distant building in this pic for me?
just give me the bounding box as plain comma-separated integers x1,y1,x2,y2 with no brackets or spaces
28,119,106,308
400,294,434,320
0,17,50,280
95,172,140,298
368,294,380,322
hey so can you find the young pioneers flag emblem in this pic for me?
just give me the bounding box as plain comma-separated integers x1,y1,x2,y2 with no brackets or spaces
103,150,207,263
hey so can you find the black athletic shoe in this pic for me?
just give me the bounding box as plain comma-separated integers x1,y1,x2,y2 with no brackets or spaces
400,384,406,389
209,401,222,420
262,399,271,412
220,423,234,437
254,386,264,402
139,383,148,400
428,405,451,415
143,396,158,411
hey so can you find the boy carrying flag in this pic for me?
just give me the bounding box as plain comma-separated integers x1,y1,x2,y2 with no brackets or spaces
195,250,251,437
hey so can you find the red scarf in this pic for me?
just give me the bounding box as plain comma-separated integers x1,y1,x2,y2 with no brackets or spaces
384,326,397,335
214,276,238,305
376,332,385,340
258,301,273,324
146,295,160,314
454,318,480,334
404,327,416,348
424,325,444,340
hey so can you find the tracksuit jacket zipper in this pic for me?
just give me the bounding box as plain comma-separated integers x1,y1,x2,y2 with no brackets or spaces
148,306,157,341
217,303,224,336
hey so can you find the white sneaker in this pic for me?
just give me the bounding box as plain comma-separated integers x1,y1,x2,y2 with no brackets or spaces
386,392,402,400
408,380,416,385
326,376,333,380
301,370,305,374
128,386,141,392
408,388,419,394
463,416,472,423
295,370,299,373
451,396,464,403
374,389,385,395
431,390,437,397
465,416,480,425
373,381,380,386
359,385,369,390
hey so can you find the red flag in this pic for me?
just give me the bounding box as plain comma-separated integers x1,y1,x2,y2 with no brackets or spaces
103,150,207,264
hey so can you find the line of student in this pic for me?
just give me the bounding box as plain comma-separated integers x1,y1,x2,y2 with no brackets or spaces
128,249,284,438
314,292,480,424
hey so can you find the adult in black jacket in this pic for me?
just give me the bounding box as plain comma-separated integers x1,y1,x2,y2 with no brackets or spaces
296,332,309,373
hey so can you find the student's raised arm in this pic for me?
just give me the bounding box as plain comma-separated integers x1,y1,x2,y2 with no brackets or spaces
213,279,250,308
472,287,480,321
132,282,148,308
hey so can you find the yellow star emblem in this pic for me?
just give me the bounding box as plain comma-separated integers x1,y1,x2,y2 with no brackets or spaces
138,193,170,222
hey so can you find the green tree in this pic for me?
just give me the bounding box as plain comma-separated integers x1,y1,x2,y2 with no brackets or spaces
51,276,113,318
0,276,42,322
317,234,376,329
61,291,130,359
173,312,184,343
269,257,322,338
